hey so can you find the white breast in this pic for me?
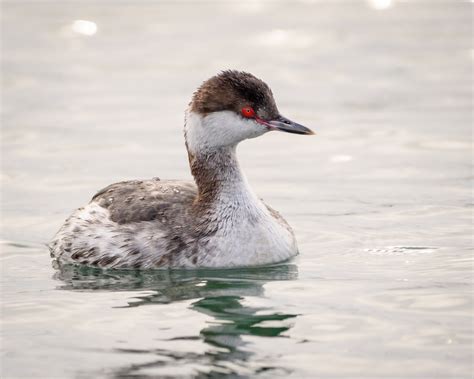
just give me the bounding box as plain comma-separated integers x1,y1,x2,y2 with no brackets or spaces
198,180,298,267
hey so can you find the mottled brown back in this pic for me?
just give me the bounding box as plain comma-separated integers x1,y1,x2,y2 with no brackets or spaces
92,179,197,225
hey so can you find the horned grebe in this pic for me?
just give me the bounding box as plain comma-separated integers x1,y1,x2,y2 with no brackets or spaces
50,71,314,269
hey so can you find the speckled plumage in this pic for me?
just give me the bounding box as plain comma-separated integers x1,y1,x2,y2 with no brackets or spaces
49,71,312,269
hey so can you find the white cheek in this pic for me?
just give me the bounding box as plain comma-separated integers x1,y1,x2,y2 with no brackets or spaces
185,110,267,153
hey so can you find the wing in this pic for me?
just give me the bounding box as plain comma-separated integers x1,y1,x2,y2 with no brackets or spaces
91,179,197,225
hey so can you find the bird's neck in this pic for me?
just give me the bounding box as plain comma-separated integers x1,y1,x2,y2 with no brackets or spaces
184,109,262,214
188,145,254,205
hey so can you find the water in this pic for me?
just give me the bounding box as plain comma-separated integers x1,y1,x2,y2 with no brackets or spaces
1,1,472,378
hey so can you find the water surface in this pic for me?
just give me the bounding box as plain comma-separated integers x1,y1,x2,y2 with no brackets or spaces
1,1,472,378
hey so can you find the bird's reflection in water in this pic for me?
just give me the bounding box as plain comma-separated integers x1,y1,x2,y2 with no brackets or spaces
54,263,298,377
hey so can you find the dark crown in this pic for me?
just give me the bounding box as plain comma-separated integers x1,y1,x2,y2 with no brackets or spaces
190,70,279,120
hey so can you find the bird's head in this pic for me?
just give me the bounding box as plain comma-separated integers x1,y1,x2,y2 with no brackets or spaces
185,70,313,154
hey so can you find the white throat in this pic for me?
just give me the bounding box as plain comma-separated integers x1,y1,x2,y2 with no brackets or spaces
184,109,267,155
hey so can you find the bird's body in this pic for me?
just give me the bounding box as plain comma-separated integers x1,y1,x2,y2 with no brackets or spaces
50,71,313,269
51,160,297,269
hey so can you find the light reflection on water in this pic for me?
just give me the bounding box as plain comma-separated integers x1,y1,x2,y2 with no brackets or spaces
368,0,393,10
71,20,98,36
1,0,472,378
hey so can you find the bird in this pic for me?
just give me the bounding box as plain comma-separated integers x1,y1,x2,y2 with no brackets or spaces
49,70,314,269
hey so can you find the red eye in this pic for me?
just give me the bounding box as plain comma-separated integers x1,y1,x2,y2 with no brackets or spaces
241,107,255,118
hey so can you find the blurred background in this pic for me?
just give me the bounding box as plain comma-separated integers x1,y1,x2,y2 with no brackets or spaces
1,1,472,378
